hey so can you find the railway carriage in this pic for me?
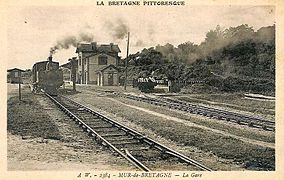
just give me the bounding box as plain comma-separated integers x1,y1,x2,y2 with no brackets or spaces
31,56,63,95
136,77,157,92
135,77,169,93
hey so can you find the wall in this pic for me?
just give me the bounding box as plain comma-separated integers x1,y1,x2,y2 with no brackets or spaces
7,71,23,83
61,67,71,81
77,52,93,84
102,68,119,86
87,53,117,84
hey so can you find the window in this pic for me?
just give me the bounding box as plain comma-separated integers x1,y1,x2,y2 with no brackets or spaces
14,71,18,77
98,55,108,65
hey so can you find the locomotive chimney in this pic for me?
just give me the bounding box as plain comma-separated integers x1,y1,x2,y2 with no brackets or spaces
46,53,53,70
48,51,53,62
48,55,53,62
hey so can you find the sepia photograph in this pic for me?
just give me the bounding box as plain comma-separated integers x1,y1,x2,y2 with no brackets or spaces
2,0,284,179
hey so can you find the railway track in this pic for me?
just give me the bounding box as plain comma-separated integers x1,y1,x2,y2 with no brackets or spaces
44,92,212,171
119,94,275,132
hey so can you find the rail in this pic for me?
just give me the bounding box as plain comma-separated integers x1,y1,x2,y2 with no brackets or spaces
120,94,275,131
45,92,212,171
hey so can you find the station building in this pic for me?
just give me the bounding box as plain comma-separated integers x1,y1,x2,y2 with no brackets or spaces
76,42,121,86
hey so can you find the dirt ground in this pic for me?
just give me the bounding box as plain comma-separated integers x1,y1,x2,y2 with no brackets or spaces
67,85,274,171
7,84,275,171
108,98,274,149
7,84,135,171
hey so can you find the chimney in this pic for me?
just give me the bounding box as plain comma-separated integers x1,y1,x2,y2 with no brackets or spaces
91,42,97,51
76,43,81,53
48,55,52,62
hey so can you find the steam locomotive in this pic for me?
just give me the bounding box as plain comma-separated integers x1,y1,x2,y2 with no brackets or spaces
31,56,63,95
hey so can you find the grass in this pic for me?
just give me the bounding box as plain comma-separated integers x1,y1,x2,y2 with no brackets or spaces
73,84,141,94
180,93,275,116
115,97,275,143
71,94,275,170
7,91,62,140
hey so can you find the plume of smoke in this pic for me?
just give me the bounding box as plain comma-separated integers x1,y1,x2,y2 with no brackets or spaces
132,24,155,47
147,25,155,42
105,19,129,41
79,32,94,42
134,39,145,47
50,32,94,55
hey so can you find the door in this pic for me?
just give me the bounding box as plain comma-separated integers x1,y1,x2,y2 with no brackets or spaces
108,73,113,86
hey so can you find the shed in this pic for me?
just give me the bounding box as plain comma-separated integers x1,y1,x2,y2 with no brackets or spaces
7,68,25,83
96,64,119,86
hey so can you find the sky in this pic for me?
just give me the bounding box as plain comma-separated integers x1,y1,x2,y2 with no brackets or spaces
6,5,275,69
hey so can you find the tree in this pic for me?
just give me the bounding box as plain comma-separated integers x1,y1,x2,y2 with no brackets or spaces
224,24,254,42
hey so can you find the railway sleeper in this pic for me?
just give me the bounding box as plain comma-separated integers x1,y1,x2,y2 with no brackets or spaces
196,111,204,115
76,113,98,117
260,124,274,131
76,117,99,121
230,119,247,125
91,125,114,129
70,111,88,116
188,110,196,114
268,127,275,132
75,120,82,125
216,116,226,121
84,120,110,124
74,111,94,115
63,107,78,110
87,123,113,128
136,135,147,141
119,143,151,151
95,128,119,133
88,132,96,137
252,124,264,129
72,112,95,116
126,146,150,152
205,113,214,118
100,132,127,138
111,140,141,146
89,118,109,122
248,122,254,127
131,151,165,161
164,151,195,166
104,136,134,142
171,105,179,109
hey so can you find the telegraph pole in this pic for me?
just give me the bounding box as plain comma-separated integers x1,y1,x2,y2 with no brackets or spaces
69,57,77,92
18,71,21,101
124,32,130,90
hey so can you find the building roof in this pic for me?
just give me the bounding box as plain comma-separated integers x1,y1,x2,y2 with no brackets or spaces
96,64,119,73
61,59,78,69
61,62,71,69
7,68,25,72
76,43,93,52
76,42,121,53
